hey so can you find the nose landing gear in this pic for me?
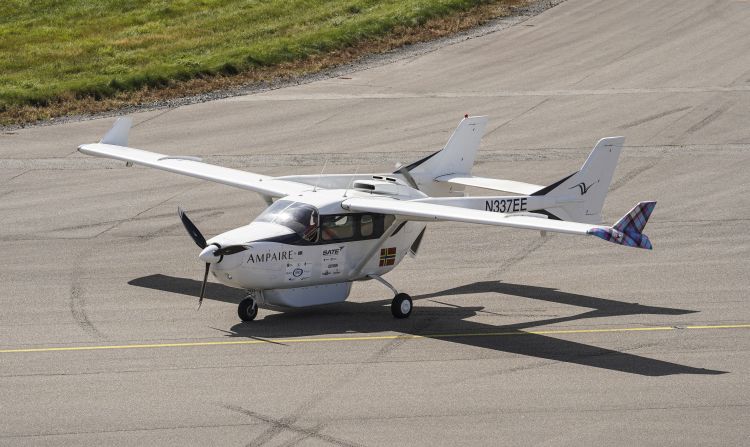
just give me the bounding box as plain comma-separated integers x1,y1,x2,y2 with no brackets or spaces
238,293,259,322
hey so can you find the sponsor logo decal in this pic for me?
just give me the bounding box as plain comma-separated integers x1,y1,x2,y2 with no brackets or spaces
379,247,397,267
322,246,344,277
247,250,294,264
286,262,311,281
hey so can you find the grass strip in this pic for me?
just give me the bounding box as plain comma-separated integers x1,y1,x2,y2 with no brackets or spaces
0,0,523,126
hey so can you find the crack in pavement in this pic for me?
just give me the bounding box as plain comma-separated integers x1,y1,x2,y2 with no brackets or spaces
93,184,201,238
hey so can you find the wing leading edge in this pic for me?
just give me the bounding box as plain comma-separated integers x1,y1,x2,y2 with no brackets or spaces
78,118,310,198
341,197,655,249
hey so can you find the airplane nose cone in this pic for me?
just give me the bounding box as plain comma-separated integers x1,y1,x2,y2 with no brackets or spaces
199,245,220,263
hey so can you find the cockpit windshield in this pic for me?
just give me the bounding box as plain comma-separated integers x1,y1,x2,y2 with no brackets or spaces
255,200,319,242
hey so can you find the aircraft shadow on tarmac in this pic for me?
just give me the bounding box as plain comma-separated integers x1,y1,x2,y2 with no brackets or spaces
130,274,726,377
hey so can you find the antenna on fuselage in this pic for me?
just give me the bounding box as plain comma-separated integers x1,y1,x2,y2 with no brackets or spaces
313,159,328,192
344,166,360,197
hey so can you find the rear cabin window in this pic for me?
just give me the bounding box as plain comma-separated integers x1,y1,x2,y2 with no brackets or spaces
321,215,355,241
316,213,396,243
361,215,374,237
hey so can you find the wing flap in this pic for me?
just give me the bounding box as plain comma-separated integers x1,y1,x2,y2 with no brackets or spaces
78,142,308,198
435,174,543,195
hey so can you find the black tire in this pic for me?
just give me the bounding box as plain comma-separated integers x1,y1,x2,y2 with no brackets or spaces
391,293,412,319
238,298,258,322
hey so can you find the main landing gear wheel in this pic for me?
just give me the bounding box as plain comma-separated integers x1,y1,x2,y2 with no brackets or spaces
238,297,258,322
391,293,413,319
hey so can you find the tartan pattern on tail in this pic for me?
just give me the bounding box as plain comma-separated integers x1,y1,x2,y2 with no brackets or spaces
379,247,397,267
614,201,655,234
588,201,656,250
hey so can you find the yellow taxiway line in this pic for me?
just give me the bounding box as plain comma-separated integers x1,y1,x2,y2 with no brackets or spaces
1,323,748,355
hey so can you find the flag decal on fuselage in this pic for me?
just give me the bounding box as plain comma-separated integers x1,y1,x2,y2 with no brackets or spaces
379,247,397,267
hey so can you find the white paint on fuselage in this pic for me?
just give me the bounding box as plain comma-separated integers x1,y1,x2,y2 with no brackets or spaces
205,188,426,306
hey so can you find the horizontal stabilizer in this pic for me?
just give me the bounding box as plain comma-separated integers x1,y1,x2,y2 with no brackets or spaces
587,201,656,249
434,174,542,195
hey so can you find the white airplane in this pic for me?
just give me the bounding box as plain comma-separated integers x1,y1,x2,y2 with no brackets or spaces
79,115,655,322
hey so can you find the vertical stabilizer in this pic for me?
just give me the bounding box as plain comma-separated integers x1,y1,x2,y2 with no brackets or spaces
403,116,488,196
532,137,624,223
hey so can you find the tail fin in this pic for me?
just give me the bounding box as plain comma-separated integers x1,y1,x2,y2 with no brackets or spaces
401,116,488,195
532,137,624,224
588,201,656,249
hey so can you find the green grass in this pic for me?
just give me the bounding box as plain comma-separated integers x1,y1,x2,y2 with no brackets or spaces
0,0,497,109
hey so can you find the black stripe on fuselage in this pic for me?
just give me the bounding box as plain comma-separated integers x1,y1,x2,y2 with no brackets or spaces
395,150,440,173
530,172,577,196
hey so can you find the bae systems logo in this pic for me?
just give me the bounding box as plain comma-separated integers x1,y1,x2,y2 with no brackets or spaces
569,180,598,195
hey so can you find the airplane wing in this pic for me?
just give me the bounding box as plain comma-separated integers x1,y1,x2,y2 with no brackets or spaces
435,174,543,195
78,117,309,198
341,196,655,249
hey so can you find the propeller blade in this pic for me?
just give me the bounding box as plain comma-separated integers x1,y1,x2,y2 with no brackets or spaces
178,207,207,249
198,262,210,309
214,245,249,256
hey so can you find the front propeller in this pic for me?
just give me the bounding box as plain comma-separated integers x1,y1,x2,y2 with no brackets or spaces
178,207,249,309
178,206,207,249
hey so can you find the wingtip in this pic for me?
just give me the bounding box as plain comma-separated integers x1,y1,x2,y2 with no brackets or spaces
589,200,656,250
99,116,132,146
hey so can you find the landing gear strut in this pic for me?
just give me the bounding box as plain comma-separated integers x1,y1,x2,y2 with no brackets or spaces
368,275,412,319
238,293,258,322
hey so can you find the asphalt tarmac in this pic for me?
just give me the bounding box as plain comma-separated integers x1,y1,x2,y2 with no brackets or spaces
1,0,749,445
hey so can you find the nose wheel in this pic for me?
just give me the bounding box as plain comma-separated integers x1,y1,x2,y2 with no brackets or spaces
391,293,413,319
238,297,258,322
